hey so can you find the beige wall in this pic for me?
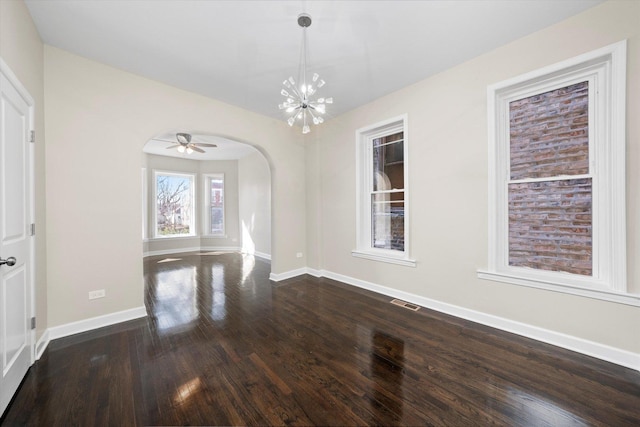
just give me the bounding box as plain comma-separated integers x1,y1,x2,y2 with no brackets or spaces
144,154,242,254
238,151,272,258
308,0,640,354
10,0,637,364
0,0,48,339
45,46,305,327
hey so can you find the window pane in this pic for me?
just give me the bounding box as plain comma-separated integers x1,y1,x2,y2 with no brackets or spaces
371,194,404,251
373,132,404,191
508,178,592,275
156,174,193,236
210,177,224,234
510,81,589,180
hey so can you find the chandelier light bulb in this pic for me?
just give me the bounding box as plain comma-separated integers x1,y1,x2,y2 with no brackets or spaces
278,13,332,135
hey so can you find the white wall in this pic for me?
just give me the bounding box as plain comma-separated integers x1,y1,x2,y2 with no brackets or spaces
0,0,48,340
44,46,306,327
307,0,640,356
239,151,272,259
143,153,242,255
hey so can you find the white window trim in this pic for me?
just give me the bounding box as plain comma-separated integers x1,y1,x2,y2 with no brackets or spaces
142,167,147,240
478,40,633,304
352,114,416,267
202,173,226,237
153,170,197,239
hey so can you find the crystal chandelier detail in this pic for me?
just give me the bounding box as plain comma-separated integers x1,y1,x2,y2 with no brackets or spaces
279,13,333,134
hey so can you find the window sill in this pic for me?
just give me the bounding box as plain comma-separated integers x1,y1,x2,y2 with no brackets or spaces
351,250,416,267
477,270,640,307
201,234,228,239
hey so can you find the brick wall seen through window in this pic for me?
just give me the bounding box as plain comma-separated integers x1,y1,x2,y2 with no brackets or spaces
508,81,592,276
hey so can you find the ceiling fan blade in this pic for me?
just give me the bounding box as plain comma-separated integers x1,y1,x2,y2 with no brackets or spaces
165,144,180,149
193,143,217,148
190,145,205,154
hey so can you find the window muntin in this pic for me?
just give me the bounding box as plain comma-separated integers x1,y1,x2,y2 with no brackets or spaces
354,115,414,266
154,172,195,238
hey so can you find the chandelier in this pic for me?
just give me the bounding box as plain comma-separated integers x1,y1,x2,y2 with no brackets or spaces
278,13,333,134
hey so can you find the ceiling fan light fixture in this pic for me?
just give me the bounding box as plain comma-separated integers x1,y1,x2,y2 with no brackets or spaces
177,145,186,153
186,147,194,154
278,13,332,135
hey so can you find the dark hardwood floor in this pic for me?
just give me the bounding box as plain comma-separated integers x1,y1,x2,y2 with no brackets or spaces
2,251,639,426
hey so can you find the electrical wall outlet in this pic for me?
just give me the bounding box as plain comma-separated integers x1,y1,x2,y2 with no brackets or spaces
296,252,303,258
89,289,106,300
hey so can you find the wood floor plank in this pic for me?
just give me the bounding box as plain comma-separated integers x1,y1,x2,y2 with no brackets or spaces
2,252,639,426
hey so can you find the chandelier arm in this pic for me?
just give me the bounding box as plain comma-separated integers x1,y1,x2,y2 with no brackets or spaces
288,85,304,100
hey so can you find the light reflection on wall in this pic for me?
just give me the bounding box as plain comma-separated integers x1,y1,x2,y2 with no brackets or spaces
241,219,256,255
153,266,198,333
211,264,226,321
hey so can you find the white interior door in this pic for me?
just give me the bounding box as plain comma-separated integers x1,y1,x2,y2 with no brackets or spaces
0,62,34,416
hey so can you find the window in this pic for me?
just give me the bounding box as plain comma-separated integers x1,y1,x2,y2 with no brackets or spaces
204,174,225,236
353,115,415,267
154,171,195,238
142,168,147,240
479,41,627,300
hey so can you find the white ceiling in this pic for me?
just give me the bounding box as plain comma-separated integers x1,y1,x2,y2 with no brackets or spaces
25,0,602,158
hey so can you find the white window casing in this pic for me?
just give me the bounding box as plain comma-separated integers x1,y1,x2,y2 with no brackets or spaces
353,114,416,267
478,40,639,306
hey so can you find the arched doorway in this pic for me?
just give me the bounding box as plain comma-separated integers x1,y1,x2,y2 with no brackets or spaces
141,131,272,261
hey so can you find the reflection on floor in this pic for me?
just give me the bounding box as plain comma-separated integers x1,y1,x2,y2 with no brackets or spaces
3,251,640,425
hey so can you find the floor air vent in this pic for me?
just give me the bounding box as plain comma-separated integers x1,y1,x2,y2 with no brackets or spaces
390,299,420,311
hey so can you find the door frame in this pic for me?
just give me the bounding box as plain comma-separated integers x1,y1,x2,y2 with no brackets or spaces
0,57,36,363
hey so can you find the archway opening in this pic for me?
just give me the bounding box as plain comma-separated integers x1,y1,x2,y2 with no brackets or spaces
141,130,272,262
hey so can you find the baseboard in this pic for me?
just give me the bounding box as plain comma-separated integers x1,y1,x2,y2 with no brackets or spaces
253,251,271,261
275,267,639,372
306,267,322,277
143,246,201,257
144,246,241,257
269,267,310,281
48,306,148,340
200,246,242,253
35,329,50,360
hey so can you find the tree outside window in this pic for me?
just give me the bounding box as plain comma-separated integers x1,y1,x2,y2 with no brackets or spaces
155,172,195,237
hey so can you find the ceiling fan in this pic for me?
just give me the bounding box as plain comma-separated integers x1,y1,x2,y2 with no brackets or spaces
163,133,217,154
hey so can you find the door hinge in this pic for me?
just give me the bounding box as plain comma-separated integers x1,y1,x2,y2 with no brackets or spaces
30,317,36,330
30,223,35,236
29,130,35,143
